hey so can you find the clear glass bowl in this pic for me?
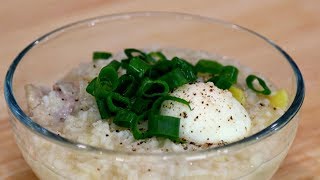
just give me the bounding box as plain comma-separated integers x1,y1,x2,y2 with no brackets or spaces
4,12,304,180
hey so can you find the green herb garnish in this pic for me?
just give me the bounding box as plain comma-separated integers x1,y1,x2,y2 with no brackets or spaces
246,75,271,95
87,48,196,141
208,65,239,90
195,59,223,74
87,48,272,142
93,51,112,60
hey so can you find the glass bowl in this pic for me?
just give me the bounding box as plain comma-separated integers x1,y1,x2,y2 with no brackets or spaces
4,12,304,180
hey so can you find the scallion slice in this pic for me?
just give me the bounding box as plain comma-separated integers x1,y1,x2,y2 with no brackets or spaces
130,117,147,139
131,98,153,114
148,115,180,140
158,68,190,90
151,96,191,115
96,99,111,119
147,96,190,141
93,51,112,60
137,79,169,98
147,60,174,79
94,77,110,98
115,74,137,97
120,59,130,69
113,109,136,128
208,65,238,90
124,48,147,59
147,51,167,61
106,60,121,71
106,92,131,112
127,57,151,78
86,77,97,96
98,66,119,91
246,75,271,95
172,57,197,82
195,59,223,74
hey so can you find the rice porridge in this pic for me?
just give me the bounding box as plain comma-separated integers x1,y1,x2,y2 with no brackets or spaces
21,48,292,179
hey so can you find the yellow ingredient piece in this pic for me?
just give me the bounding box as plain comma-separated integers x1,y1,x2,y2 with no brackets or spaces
268,89,288,109
229,86,246,105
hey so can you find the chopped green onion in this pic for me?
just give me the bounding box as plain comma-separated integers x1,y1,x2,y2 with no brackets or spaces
131,98,153,114
147,95,191,141
137,111,149,122
125,48,157,64
148,115,180,140
86,77,97,96
172,57,197,82
115,75,137,97
147,51,167,61
98,67,119,92
208,65,238,90
113,109,136,128
105,60,121,71
195,59,223,74
106,92,131,112
159,68,189,90
151,96,191,115
130,117,147,139
137,79,169,98
246,75,271,95
93,51,112,60
96,99,111,119
127,57,151,78
147,60,174,79
94,77,110,98
124,48,147,59
120,59,130,69
220,66,239,84
172,57,193,69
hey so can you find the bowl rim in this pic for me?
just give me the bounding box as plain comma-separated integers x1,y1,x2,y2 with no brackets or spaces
4,11,305,157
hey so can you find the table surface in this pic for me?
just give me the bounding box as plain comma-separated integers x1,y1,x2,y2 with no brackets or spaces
1,0,319,179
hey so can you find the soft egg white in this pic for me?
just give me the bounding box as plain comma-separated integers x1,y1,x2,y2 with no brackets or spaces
160,82,251,145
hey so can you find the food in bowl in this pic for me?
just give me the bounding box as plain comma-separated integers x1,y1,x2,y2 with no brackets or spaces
24,48,288,178
5,12,304,180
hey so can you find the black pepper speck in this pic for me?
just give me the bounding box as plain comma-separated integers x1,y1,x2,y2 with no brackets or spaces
182,112,188,118
190,142,196,145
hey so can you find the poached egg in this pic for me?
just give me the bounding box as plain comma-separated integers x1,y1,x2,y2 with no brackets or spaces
160,82,251,145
